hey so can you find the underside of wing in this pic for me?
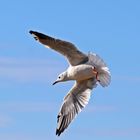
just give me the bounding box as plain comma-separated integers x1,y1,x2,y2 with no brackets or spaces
56,78,97,136
29,30,88,66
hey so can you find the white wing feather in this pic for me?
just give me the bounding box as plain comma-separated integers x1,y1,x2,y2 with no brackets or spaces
56,78,97,136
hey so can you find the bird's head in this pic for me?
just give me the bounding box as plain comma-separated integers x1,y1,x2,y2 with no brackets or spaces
53,72,68,85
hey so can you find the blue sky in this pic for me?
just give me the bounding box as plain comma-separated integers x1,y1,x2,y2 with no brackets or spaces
0,0,140,139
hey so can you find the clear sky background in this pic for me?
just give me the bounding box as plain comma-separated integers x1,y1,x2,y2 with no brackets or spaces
0,0,140,140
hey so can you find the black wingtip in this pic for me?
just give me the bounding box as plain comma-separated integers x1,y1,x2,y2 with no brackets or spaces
56,129,61,136
29,30,34,34
29,30,39,40
29,30,48,40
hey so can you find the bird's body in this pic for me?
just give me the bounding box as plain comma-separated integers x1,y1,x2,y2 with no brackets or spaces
67,64,95,81
29,30,111,136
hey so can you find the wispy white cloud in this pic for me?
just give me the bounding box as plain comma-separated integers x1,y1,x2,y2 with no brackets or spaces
74,128,140,137
113,75,140,82
0,114,12,128
0,57,66,84
0,101,57,113
85,104,117,113
0,133,49,140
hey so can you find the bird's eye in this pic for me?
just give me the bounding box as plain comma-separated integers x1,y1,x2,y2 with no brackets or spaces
58,76,61,79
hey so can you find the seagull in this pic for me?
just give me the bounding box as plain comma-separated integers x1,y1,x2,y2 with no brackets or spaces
29,30,111,136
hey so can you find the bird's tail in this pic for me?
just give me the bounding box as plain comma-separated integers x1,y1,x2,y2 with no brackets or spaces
88,53,111,87
97,67,111,87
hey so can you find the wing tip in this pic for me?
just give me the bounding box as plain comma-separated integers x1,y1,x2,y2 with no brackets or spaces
29,30,47,40
29,30,39,40
29,30,34,34
56,129,62,136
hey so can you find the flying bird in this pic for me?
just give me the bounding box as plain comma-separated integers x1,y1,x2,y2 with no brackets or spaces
29,30,111,136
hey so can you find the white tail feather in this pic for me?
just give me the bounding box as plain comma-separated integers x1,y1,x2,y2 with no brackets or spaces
98,71,111,87
88,53,111,87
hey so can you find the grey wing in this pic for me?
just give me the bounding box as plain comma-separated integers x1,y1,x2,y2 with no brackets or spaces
56,78,97,136
29,30,88,66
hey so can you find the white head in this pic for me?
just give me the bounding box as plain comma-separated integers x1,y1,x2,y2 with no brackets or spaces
53,71,68,85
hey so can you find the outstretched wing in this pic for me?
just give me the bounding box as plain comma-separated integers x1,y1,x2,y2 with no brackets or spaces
56,78,97,136
29,30,88,66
